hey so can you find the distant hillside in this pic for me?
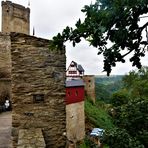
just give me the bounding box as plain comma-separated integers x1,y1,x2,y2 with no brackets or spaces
95,75,124,85
95,75,124,103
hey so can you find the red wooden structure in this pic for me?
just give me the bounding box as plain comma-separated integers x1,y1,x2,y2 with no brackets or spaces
66,79,85,105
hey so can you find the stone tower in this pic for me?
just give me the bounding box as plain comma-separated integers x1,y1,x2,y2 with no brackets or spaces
83,75,96,103
1,0,30,34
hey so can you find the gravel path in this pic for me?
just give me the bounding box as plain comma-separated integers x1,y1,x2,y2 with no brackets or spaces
0,112,12,148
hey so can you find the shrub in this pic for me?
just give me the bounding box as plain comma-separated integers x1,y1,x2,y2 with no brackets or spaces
111,90,129,107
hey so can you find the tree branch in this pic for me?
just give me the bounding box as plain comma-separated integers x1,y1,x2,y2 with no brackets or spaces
121,49,134,58
139,22,148,32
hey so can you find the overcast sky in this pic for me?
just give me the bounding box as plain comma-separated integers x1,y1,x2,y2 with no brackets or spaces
0,0,147,75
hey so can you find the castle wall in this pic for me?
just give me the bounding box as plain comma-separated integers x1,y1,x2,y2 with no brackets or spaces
0,78,11,105
10,33,66,148
1,1,30,34
83,75,96,103
66,101,85,142
0,33,11,78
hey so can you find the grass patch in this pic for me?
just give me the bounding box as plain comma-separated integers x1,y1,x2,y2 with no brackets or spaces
85,99,114,130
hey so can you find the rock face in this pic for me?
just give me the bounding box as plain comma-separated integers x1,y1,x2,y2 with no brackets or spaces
10,33,66,148
1,1,30,35
83,75,96,103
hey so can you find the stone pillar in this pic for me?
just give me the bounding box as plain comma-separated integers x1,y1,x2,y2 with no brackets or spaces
10,33,66,148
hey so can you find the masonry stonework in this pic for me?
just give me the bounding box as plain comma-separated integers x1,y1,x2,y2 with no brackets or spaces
0,78,11,105
0,33,12,104
17,128,46,148
11,33,66,148
0,33,11,78
2,1,30,34
83,75,96,103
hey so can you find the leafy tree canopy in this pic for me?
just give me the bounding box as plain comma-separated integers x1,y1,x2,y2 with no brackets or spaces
107,67,148,148
104,127,145,148
111,89,129,106
53,0,148,75
122,66,148,98
112,98,148,148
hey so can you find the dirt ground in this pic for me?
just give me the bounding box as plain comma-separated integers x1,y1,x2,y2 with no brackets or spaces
0,112,12,148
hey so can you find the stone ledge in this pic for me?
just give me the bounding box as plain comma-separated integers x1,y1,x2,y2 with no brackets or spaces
17,128,46,148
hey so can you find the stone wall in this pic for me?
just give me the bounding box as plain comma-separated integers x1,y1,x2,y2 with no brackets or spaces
17,128,46,148
83,75,96,103
66,101,85,142
1,1,30,34
0,78,11,105
0,33,11,105
10,33,66,148
0,32,11,78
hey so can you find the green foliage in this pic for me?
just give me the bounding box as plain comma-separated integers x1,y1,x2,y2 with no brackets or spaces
85,99,114,130
122,66,148,98
95,75,123,85
111,89,129,106
53,0,148,75
95,75,123,103
78,137,97,148
84,68,148,147
114,98,148,147
106,67,148,148
104,128,145,148
95,83,111,103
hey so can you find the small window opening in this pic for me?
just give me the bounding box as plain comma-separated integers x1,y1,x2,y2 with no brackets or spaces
33,94,44,103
